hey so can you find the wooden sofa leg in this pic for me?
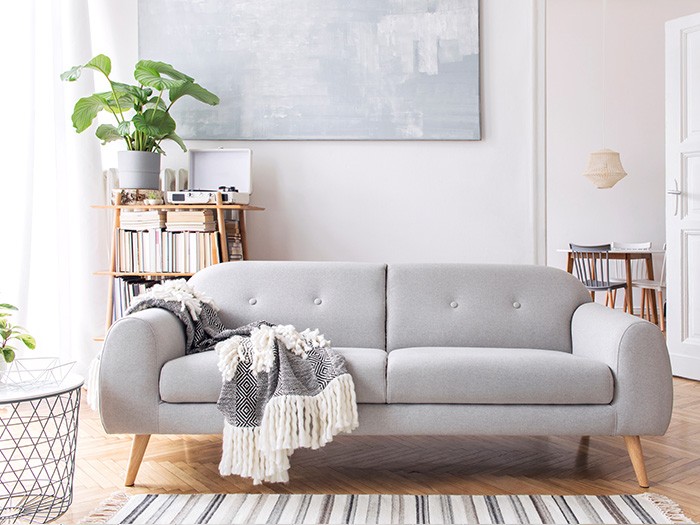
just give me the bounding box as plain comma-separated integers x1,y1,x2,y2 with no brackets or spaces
623,436,649,488
125,434,151,486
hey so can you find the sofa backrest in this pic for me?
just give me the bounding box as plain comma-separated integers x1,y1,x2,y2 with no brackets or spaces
188,261,387,349
386,264,591,352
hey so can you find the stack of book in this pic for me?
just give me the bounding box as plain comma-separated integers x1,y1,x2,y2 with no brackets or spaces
112,277,159,321
166,210,216,232
120,210,166,230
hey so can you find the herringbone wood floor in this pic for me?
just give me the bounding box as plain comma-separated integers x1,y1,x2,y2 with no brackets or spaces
64,378,700,523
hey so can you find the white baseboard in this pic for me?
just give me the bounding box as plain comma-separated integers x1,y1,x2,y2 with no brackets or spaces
670,353,700,381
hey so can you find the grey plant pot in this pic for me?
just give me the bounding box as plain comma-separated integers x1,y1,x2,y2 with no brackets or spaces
118,151,161,189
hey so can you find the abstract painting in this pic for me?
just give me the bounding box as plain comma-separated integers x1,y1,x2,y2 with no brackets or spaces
139,0,480,140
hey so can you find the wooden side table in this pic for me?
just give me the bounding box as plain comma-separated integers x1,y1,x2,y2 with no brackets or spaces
0,375,83,523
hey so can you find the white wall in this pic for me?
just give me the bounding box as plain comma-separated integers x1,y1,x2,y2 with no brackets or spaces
546,0,700,273
91,0,542,264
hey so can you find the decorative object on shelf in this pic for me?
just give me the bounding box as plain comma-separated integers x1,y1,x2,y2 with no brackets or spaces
162,168,188,192
143,190,164,205
582,0,627,189
60,54,219,189
582,149,628,189
3,357,76,389
111,188,163,206
0,302,36,381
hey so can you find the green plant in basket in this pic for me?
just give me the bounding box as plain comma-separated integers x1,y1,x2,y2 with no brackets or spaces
0,303,36,363
60,54,219,153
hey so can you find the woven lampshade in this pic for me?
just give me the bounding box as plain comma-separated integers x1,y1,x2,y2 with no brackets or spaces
582,149,627,189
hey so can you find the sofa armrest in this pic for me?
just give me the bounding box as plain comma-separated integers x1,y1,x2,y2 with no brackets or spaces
99,308,186,434
571,303,673,436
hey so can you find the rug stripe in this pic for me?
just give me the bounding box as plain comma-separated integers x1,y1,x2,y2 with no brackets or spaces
344,494,356,524
529,495,554,524
572,495,603,524
612,495,651,524
599,495,631,524
196,493,225,523
507,495,528,524
620,495,652,524
143,494,176,524
553,495,578,524
121,494,158,524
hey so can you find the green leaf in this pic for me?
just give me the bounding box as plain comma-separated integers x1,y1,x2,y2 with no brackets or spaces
61,54,111,82
83,54,111,77
60,64,82,81
163,131,187,152
0,328,9,339
0,304,18,310
132,109,176,139
112,82,152,105
135,59,194,82
134,60,191,90
95,124,124,144
71,94,108,132
117,120,132,136
16,333,36,349
169,82,219,106
144,96,167,111
103,92,133,113
3,347,15,363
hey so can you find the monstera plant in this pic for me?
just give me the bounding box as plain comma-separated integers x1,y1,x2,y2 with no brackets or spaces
61,54,219,188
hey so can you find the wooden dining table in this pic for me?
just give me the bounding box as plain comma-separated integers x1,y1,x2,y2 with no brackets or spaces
558,248,665,324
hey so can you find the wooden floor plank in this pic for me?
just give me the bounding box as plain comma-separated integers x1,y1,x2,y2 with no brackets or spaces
60,377,700,523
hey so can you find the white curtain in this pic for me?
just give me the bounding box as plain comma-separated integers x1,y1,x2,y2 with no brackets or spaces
0,0,109,375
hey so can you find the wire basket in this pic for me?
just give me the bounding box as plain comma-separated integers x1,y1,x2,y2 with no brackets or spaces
1,358,75,389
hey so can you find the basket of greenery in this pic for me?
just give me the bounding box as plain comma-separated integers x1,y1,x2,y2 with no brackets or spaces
0,303,36,380
61,54,219,189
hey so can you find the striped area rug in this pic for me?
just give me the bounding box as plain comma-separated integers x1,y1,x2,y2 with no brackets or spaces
86,493,693,524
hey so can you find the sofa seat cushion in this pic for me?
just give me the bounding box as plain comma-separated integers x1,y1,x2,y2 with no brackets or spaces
387,347,613,405
160,347,387,404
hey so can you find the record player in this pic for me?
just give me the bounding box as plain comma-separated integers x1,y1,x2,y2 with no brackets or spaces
166,187,249,205
166,148,252,205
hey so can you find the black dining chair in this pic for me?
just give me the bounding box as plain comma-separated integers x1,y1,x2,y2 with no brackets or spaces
570,243,628,309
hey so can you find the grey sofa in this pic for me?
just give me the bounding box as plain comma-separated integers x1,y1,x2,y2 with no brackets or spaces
99,262,673,488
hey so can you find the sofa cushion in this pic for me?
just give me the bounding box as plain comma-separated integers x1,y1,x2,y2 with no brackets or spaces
386,264,591,352
387,347,613,404
188,262,387,349
160,347,387,404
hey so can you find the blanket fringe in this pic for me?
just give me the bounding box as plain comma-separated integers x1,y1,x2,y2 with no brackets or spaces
220,374,359,484
641,493,695,523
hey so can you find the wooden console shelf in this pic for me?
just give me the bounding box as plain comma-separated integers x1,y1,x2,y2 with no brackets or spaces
97,192,265,333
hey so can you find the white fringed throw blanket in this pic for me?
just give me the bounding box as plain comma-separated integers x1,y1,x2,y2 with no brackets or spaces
125,280,358,484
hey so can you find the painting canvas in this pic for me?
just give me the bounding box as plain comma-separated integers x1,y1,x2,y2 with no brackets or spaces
138,0,480,140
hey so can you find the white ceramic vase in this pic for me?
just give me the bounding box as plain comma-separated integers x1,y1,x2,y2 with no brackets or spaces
118,151,161,190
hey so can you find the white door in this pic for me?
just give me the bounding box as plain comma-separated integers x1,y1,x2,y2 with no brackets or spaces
666,12,700,380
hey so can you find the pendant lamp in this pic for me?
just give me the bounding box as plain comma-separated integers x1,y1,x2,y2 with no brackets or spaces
583,0,627,189
583,148,627,189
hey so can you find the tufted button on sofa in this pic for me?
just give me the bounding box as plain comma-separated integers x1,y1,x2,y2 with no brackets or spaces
99,262,673,488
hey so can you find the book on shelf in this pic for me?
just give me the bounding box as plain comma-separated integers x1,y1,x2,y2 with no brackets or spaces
166,222,217,232
120,210,166,231
112,276,159,321
166,210,216,232
115,229,221,273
